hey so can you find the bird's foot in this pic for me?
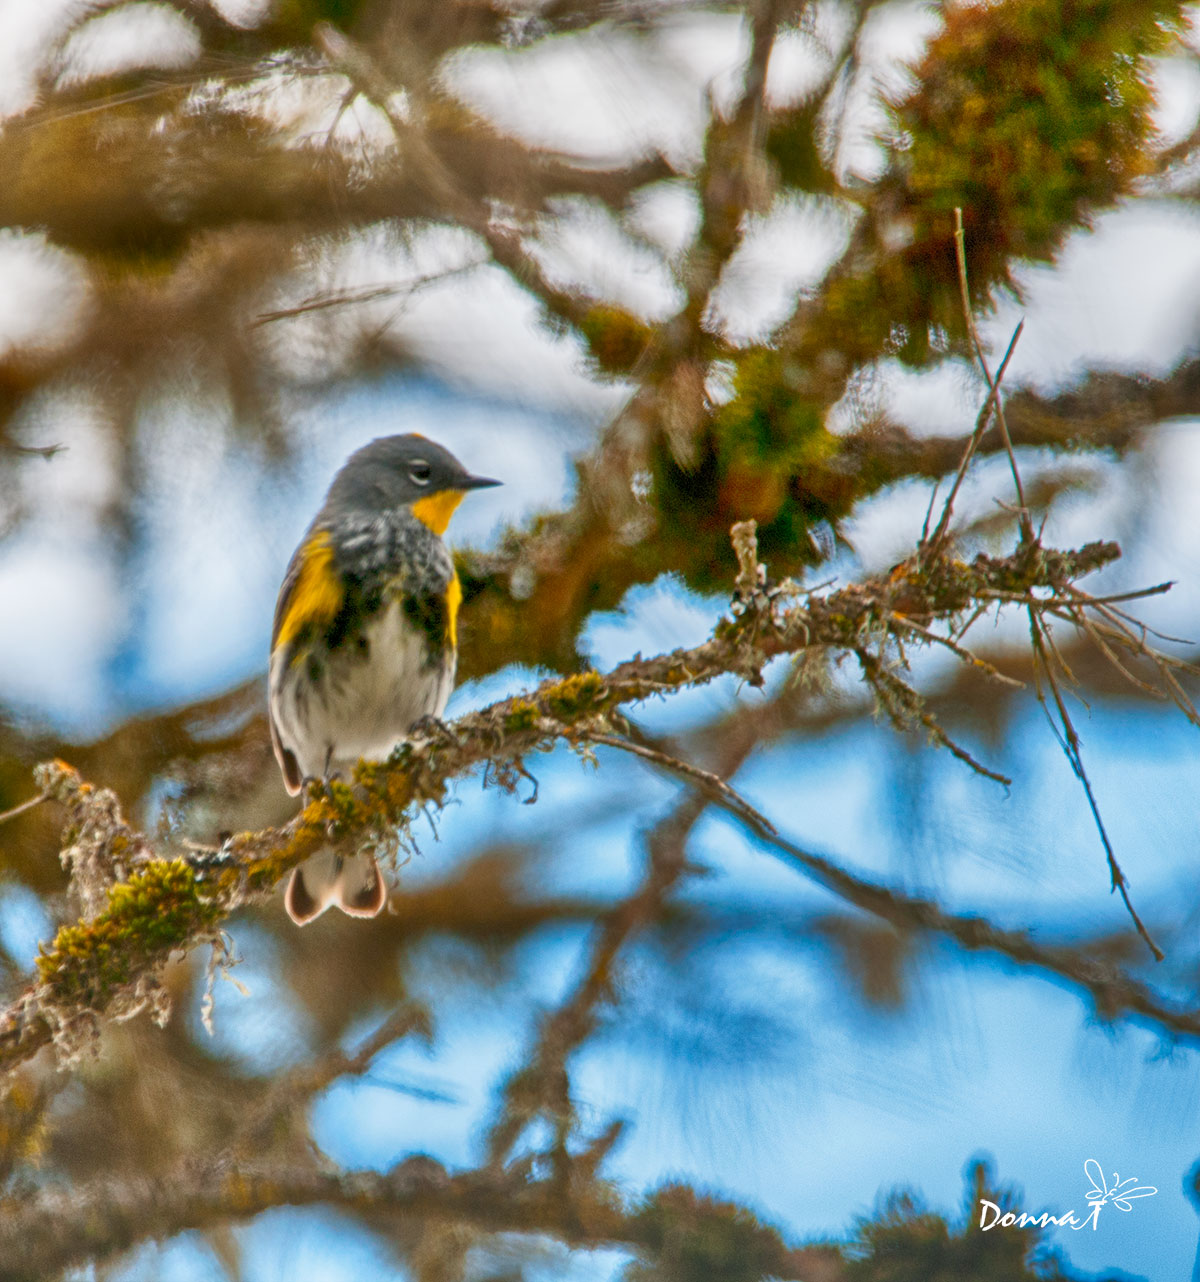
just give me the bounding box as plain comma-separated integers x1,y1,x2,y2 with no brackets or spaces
409,713,459,747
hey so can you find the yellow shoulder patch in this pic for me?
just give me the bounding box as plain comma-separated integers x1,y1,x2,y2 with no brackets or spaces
275,531,342,652
411,490,465,536
445,571,462,650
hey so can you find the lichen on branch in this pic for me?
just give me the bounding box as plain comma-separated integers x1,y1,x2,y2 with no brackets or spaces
0,527,1147,1078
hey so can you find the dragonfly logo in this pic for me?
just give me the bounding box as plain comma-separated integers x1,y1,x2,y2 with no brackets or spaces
978,1160,1156,1232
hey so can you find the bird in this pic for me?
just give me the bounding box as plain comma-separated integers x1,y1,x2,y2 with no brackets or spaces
268,434,499,924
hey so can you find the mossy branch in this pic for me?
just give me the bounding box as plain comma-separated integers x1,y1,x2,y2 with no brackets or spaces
0,532,1135,1078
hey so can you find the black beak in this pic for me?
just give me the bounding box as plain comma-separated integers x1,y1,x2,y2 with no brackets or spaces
462,474,502,490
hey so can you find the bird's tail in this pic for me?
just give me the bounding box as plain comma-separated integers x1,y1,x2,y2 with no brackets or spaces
284,849,387,925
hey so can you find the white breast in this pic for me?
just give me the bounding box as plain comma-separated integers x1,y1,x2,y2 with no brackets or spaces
270,601,455,783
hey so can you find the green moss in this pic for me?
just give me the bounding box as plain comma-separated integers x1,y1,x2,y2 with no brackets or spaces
542,670,607,719
578,304,654,375
637,345,849,595
319,779,361,829
871,0,1180,363
37,860,220,1007
764,101,833,194
713,349,834,474
504,699,540,733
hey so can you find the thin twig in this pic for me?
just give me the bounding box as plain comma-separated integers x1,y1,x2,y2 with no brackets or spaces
951,600,991,645
925,318,1025,556
3,443,64,461
608,738,1200,1042
1046,588,1200,722
1027,608,1164,961
578,731,777,834
15,60,299,132
1089,595,1195,648
953,207,1034,544
253,261,487,326
1066,583,1176,609
889,612,1024,688
857,649,1013,785
0,792,50,826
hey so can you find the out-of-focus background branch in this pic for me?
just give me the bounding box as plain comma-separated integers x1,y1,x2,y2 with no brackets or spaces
2,0,1200,1277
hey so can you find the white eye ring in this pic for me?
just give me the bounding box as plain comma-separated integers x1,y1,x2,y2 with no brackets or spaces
409,460,431,485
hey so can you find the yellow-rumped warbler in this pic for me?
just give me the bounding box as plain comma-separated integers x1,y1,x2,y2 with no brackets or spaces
268,434,499,925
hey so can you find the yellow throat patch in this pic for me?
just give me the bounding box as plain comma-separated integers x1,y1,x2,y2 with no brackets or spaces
410,491,466,648
275,531,342,652
411,489,465,536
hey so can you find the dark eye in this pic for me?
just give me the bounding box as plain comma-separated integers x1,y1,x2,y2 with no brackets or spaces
409,460,431,486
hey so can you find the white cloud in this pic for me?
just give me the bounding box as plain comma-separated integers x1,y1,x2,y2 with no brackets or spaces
0,536,122,729
442,13,747,168
0,0,80,117
208,0,271,29
56,2,200,88
0,230,90,360
708,194,855,342
980,203,1200,389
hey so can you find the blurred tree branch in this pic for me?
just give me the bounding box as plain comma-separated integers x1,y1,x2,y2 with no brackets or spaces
0,1145,843,1282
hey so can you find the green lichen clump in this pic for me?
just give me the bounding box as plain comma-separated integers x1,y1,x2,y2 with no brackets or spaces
648,352,841,594
638,343,851,592
36,860,220,1007
850,0,1180,364
579,304,654,375
317,777,363,829
341,749,443,829
901,0,1171,259
503,698,540,733
714,350,835,482
542,670,607,720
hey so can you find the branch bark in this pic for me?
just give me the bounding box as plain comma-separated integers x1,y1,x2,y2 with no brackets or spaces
0,1155,626,1282
0,535,1127,1078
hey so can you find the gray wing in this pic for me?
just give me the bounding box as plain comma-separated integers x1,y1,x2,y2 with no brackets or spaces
268,700,304,795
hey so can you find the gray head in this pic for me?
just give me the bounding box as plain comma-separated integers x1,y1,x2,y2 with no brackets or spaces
324,434,500,533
